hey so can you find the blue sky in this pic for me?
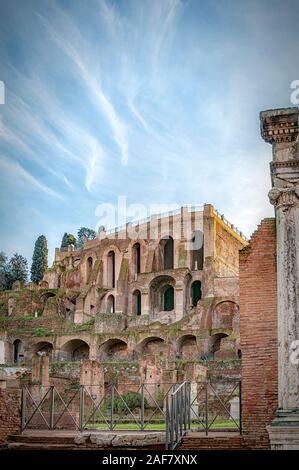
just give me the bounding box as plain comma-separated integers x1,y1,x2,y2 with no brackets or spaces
0,0,299,265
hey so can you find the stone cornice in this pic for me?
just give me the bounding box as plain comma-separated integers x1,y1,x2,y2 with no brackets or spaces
270,160,299,169
260,108,299,144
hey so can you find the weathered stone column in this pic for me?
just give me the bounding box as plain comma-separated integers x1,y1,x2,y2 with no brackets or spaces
260,107,299,449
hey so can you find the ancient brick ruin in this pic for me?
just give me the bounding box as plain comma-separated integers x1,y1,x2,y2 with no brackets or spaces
0,204,246,374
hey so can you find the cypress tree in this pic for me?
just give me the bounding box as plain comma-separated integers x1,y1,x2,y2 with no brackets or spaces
31,235,48,284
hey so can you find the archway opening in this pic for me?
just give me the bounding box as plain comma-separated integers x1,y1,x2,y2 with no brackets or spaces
191,231,204,270
107,251,115,288
150,275,175,316
163,285,174,311
107,294,115,314
178,335,198,360
60,339,89,361
13,339,24,363
87,256,93,279
162,236,174,270
140,337,166,358
99,339,128,360
32,341,53,358
210,333,228,357
133,290,142,316
132,243,141,275
191,280,202,307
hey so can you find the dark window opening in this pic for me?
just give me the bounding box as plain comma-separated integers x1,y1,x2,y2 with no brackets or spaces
191,231,204,270
163,285,174,311
133,290,142,316
191,281,202,307
164,237,174,270
133,243,141,274
107,251,115,288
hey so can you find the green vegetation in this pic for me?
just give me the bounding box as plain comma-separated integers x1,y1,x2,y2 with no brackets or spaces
0,252,28,290
60,232,77,251
102,391,149,414
85,419,238,431
31,235,48,284
77,227,97,250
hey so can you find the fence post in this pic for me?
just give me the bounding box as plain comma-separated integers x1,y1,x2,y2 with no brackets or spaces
20,385,26,433
50,386,55,430
79,385,84,432
165,393,169,450
184,382,187,432
170,391,174,450
140,384,145,431
110,386,114,431
239,381,242,435
179,387,183,436
205,381,208,436
188,382,191,430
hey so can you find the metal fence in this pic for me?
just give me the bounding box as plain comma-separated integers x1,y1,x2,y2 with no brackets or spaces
20,380,242,449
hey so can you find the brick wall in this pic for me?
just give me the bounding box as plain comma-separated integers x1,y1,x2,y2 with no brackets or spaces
0,387,21,442
239,218,278,449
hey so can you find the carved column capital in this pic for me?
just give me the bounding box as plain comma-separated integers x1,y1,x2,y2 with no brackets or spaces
268,185,299,210
260,108,299,144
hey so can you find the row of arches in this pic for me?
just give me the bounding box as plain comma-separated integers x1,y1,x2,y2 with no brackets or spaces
104,280,201,316
85,232,204,287
13,330,239,364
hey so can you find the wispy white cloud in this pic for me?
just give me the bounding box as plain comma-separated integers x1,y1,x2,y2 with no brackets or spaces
36,8,129,165
0,154,63,199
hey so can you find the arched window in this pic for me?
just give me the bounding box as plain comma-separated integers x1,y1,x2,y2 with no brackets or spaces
161,236,174,270
107,251,115,288
107,294,115,314
191,281,202,307
191,231,204,270
163,285,174,311
87,257,93,279
133,290,141,316
13,339,24,363
132,243,141,275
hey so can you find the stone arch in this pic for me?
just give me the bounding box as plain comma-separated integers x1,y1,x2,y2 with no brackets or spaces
191,280,202,307
31,341,54,358
86,256,93,279
137,336,167,357
60,339,90,361
177,334,198,360
212,301,239,330
106,294,115,313
98,338,128,360
159,236,174,270
132,289,142,316
40,291,56,302
149,275,176,316
209,333,228,357
190,230,204,270
132,242,141,276
102,244,121,288
13,339,24,363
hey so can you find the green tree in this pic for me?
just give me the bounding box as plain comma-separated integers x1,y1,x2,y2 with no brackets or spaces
60,232,76,251
0,252,8,291
6,253,28,288
77,227,97,250
31,235,48,284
